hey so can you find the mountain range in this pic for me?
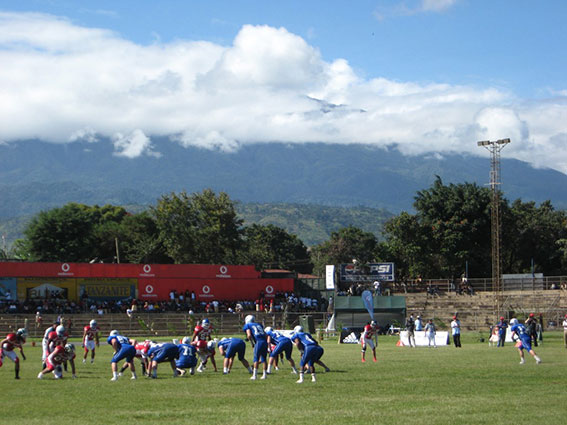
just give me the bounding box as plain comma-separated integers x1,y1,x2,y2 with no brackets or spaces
1,139,566,246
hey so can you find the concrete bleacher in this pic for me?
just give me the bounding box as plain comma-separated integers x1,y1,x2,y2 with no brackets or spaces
0,311,328,340
404,290,567,330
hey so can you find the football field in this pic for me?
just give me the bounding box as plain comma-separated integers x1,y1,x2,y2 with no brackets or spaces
3,332,566,425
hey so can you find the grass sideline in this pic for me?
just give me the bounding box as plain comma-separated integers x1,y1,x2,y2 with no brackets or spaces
3,331,566,425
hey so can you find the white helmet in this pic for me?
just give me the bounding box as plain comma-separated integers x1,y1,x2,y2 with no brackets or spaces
293,325,303,333
56,325,66,337
264,326,273,333
181,336,191,345
90,319,97,328
510,318,519,326
17,328,28,338
207,341,215,350
109,330,119,337
245,314,255,324
65,343,75,354
370,320,377,327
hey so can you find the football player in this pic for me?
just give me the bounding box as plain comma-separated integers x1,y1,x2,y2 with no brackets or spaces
107,330,137,381
193,339,218,372
290,325,325,383
82,319,100,363
0,328,27,379
192,318,213,342
217,337,253,374
38,343,76,379
360,321,378,363
264,327,298,374
175,337,198,376
147,342,179,379
510,318,542,365
242,314,268,380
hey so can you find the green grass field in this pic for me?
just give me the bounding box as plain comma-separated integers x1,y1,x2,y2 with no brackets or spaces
3,332,566,425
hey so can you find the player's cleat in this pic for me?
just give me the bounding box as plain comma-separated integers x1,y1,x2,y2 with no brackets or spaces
296,378,304,384
275,366,280,371
83,359,86,363
111,376,118,381
520,359,525,365
15,376,20,379
362,358,366,363
373,357,377,362
324,367,330,372
190,368,195,375
260,375,267,380
131,375,137,380
91,359,94,364
311,376,316,383
536,358,542,364
250,375,257,380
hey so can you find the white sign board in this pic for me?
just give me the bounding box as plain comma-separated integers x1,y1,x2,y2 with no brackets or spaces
325,265,335,290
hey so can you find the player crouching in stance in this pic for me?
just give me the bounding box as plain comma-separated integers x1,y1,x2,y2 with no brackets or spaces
510,318,542,365
243,314,269,380
147,342,179,379
175,337,198,376
82,319,100,364
217,337,253,375
38,343,76,379
264,327,298,374
108,330,137,381
193,339,218,373
360,321,378,363
0,328,27,379
290,325,324,384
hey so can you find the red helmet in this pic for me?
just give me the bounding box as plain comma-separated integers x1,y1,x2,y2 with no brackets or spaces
529,313,534,317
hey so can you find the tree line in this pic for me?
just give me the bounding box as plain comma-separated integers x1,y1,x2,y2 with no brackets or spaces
7,180,567,279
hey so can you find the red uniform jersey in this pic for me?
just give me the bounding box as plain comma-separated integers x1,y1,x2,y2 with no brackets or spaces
83,325,99,341
2,333,19,351
193,325,213,341
47,345,74,367
362,324,376,339
135,341,150,358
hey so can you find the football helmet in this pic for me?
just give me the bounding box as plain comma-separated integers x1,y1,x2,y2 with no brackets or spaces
293,325,303,333
56,325,66,337
510,318,519,326
370,321,377,327
65,343,75,354
245,314,255,324
201,318,210,329
90,319,97,328
109,330,119,336
181,336,191,345
264,326,273,333
207,341,215,351
16,328,28,339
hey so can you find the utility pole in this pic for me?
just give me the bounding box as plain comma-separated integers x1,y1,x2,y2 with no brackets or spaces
477,138,510,319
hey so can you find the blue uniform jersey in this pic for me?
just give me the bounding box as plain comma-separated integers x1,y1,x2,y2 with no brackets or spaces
218,338,246,360
107,334,135,364
176,343,197,368
148,342,179,363
243,323,268,363
289,332,318,348
242,322,267,343
511,323,532,351
266,330,293,360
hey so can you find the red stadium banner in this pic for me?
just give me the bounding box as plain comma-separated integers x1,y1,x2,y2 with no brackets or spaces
138,278,294,301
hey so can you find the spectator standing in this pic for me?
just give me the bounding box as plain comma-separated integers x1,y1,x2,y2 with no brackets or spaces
525,314,538,347
497,317,508,347
424,319,436,348
415,316,423,331
451,316,462,347
563,314,567,348
405,314,415,348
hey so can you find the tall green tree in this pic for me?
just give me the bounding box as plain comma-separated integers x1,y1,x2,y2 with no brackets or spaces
153,189,243,264
311,226,377,275
241,224,312,273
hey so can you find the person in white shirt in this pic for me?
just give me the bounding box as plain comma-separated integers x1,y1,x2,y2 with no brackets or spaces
563,314,567,348
424,319,436,348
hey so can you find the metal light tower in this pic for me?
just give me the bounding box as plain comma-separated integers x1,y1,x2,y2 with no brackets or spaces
477,138,510,319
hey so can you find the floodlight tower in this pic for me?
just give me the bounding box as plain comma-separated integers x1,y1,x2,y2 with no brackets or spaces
477,138,510,319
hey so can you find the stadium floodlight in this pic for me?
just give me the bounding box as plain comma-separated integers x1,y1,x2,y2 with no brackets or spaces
477,140,491,146
496,138,511,145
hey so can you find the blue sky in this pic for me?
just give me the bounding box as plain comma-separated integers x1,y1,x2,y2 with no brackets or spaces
1,0,566,172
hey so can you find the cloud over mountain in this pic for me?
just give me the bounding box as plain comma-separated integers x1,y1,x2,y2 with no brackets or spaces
0,11,566,173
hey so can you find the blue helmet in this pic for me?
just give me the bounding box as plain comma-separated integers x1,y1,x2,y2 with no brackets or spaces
201,318,210,329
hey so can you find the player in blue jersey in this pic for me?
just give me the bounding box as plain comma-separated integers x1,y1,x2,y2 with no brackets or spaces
290,325,324,383
175,337,198,376
147,342,180,378
509,318,542,365
264,327,298,374
107,330,137,381
217,337,253,374
242,314,268,380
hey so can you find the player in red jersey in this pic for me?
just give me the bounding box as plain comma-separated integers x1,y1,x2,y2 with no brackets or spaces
38,343,77,379
119,340,151,377
82,319,100,363
0,328,27,379
192,318,213,343
360,321,378,363
193,339,218,372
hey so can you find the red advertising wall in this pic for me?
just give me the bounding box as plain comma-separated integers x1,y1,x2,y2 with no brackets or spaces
0,262,292,301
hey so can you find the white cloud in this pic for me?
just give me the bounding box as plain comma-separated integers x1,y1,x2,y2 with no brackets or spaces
0,11,566,174
421,0,457,12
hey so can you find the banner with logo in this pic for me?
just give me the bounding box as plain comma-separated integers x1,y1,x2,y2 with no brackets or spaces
325,265,335,290
16,277,77,301
0,278,17,301
77,278,137,301
340,262,395,282
138,278,294,301
361,290,374,321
